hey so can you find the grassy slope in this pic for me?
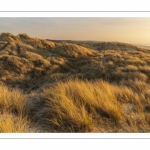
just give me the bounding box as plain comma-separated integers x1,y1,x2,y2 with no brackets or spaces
0,32,150,132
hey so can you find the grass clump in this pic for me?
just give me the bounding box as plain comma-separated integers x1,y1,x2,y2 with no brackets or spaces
0,113,32,133
43,79,122,132
0,84,27,115
0,84,36,132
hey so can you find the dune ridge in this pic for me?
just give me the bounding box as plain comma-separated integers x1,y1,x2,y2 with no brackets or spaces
0,33,150,132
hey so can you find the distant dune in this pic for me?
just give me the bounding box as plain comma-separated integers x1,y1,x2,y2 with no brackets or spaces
136,44,150,50
1,33,150,132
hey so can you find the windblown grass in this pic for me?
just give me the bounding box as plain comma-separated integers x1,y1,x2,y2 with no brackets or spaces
41,79,150,132
0,84,36,132
0,84,27,115
43,79,122,132
0,113,32,133
1,33,150,132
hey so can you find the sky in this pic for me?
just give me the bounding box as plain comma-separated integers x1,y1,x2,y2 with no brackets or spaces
0,17,150,45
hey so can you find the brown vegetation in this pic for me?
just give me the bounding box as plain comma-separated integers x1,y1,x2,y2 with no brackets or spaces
0,84,35,132
1,32,150,132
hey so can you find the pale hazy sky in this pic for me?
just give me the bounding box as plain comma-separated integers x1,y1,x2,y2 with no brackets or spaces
0,17,150,45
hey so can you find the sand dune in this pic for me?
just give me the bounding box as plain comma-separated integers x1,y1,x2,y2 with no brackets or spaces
1,33,150,132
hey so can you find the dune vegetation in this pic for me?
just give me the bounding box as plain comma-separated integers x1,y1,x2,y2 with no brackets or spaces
1,32,150,132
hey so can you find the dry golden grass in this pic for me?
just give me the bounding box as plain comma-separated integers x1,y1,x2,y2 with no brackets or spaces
1,33,150,132
52,43,96,58
0,84,37,132
17,33,55,49
0,84,28,115
41,79,150,132
43,79,122,132
0,113,32,133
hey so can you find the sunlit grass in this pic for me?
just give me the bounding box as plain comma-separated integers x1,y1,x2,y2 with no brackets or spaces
0,113,32,133
43,79,122,132
0,84,27,115
1,33,150,132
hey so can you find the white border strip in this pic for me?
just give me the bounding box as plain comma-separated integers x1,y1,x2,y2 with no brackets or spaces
0,0,150,11
1,12,150,17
